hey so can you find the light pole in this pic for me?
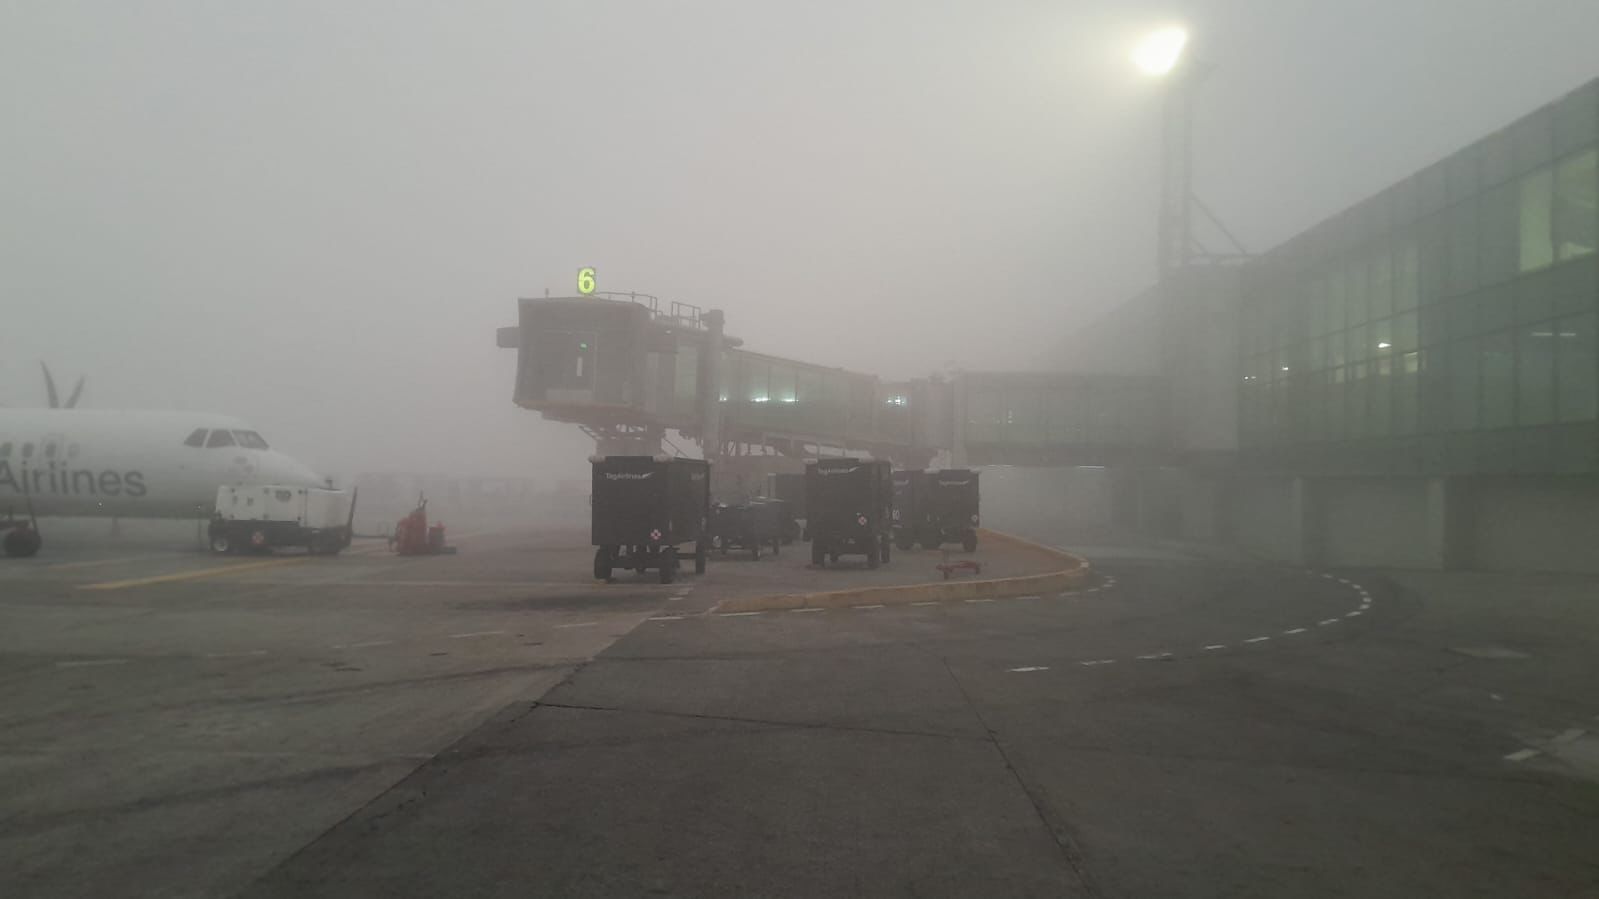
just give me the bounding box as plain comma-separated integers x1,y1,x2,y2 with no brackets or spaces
1133,26,1198,279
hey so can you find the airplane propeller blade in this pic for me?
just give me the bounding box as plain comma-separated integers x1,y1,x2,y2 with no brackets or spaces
65,377,85,409
41,363,60,408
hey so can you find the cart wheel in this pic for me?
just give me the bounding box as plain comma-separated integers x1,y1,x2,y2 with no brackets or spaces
771,537,780,558
695,541,708,574
593,546,613,581
751,540,760,561
659,548,678,584
962,533,978,553
811,542,825,567
895,534,914,552
209,532,233,555
881,536,891,565
866,545,879,569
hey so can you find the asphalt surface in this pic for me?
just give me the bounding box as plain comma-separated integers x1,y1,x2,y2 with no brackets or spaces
5,524,1599,897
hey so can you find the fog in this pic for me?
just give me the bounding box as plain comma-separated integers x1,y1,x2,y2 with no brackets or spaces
4,0,1596,485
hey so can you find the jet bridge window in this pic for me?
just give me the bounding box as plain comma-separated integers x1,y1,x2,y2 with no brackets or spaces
233,430,270,450
206,429,236,448
184,428,207,447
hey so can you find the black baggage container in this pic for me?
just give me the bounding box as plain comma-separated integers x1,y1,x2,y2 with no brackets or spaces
920,468,980,552
891,469,926,551
591,455,709,583
708,499,783,560
766,472,805,542
804,457,893,568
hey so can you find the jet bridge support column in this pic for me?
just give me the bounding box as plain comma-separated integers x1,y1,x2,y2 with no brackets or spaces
698,309,726,463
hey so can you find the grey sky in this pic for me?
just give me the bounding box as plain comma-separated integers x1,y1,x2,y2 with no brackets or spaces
3,1,1596,481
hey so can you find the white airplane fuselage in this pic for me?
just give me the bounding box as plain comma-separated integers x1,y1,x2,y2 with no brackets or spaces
0,409,322,520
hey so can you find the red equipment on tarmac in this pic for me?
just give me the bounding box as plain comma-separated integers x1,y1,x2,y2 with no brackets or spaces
391,495,457,556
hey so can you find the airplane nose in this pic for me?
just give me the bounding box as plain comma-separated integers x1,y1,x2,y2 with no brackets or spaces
262,453,323,487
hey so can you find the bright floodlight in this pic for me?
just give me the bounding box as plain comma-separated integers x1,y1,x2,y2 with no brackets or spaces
1132,26,1189,77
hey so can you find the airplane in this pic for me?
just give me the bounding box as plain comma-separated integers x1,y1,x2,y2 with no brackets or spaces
1,367,323,557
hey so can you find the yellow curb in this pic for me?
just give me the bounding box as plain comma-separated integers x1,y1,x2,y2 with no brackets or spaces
713,529,1091,614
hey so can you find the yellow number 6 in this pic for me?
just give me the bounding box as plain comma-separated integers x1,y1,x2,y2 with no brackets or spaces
577,267,596,295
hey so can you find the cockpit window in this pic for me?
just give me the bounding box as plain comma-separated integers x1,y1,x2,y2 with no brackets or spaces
184,428,207,447
205,429,236,448
233,430,270,450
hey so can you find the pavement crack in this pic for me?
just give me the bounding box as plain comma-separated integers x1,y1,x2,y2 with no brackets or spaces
934,654,1103,898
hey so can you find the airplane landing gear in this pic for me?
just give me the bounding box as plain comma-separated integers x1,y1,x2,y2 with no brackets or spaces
2,523,42,558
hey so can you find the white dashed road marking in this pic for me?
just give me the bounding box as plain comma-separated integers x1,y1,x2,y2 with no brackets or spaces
1204,644,1227,651
555,621,599,629
56,658,130,668
790,607,826,613
1283,627,1307,635
853,604,885,610
964,598,996,604
647,616,684,621
205,649,269,659
449,630,507,639
1504,748,1542,762
1243,636,1271,644
1008,666,1049,673
1319,618,1340,626
1017,595,1042,601
911,601,940,607
717,611,763,617
332,640,393,649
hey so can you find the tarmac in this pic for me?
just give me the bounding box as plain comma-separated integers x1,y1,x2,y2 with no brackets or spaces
3,520,1598,897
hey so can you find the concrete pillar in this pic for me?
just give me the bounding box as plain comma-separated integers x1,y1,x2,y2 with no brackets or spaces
697,310,726,459
1425,476,1473,570
1288,477,1322,566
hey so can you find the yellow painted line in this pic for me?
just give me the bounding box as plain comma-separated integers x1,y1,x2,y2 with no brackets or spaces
713,530,1092,614
78,557,307,591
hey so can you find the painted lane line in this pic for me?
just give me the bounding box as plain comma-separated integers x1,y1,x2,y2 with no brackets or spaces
1136,652,1173,661
205,649,269,659
853,604,885,610
1345,610,1364,618
717,611,764,617
79,557,305,591
790,607,826,613
1083,588,1100,593
1017,595,1042,601
1283,628,1308,635
1204,644,1227,651
56,658,130,668
672,588,693,597
647,616,684,621
1079,659,1116,667
449,630,507,639
910,601,940,607
1008,666,1049,673
555,622,600,629
1504,748,1541,762
331,640,393,650
1552,728,1588,745
964,598,997,604
1318,618,1340,626
1243,636,1271,644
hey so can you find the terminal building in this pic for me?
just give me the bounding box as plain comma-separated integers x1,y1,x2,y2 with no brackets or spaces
502,76,1596,573
1032,75,1598,573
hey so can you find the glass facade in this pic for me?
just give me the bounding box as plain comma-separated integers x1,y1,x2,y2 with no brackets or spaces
1239,79,1599,471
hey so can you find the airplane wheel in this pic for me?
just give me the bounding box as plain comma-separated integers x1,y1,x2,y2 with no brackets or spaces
210,533,234,555
811,542,825,567
4,528,42,558
695,541,708,575
593,546,613,581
